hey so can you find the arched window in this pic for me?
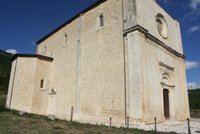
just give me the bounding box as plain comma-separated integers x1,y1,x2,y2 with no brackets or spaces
99,15,104,27
44,45,47,54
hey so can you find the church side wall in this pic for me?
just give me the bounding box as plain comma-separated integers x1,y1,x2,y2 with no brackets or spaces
79,0,125,125
36,0,125,125
31,59,52,115
36,13,84,120
179,58,190,119
6,58,37,113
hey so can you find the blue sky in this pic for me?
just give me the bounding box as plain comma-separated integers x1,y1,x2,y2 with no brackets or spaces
0,0,199,89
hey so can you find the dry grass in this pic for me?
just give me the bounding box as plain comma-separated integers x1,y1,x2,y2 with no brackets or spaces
0,111,177,134
0,93,176,134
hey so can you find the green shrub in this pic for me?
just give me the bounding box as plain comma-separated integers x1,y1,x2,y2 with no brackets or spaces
0,94,6,112
188,89,200,109
0,50,13,94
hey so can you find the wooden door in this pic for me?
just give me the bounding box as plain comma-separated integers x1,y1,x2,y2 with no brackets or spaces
163,89,170,119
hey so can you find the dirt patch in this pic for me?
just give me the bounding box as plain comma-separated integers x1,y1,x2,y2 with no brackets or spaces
132,120,200,134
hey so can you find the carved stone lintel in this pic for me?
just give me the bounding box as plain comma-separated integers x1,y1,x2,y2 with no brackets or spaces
161,82,175,88
159,62,174,71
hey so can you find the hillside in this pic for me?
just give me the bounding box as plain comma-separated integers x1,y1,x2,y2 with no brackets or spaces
0,50,13,94
188,89,200,109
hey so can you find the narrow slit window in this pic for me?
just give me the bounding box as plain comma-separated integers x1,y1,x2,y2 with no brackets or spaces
40,79,44,88
64,34,67,46
99,15,104,27
44,46,47,54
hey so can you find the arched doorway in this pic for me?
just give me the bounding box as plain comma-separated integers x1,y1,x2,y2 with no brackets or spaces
163,89,170,119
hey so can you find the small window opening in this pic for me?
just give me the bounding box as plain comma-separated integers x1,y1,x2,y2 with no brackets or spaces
40,79,44,88
44,46,47,54
64,33,67,46
99,15,104,27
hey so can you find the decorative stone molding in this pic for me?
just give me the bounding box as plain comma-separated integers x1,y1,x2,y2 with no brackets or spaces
161,73,175,90
124,25,148,36
156,13,168,39
159,62,174,71
160,82,175,88
123,25,185,59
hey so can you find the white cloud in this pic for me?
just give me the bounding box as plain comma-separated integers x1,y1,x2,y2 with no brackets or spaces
185,61,199,70
190,0,200,9
32,41,36,45
184,0,200,20
6,49,17,54
189,25,200,32
188,82,200,90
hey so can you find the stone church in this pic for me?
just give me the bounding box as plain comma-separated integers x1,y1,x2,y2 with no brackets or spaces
6,0,190,126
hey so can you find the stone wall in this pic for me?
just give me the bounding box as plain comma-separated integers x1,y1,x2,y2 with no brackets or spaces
31,58,52,115
6,0,190,126
135,0,183,54
37,0,126,125
125,31,189,124
6,58,37,113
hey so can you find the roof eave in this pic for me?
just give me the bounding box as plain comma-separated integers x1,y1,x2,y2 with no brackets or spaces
11,54,54,62
36,0,107,45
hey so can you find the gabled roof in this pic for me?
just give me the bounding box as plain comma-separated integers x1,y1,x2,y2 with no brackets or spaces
36,0,107,45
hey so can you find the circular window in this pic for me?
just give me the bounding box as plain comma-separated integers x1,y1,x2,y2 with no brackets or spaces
156,14,168,39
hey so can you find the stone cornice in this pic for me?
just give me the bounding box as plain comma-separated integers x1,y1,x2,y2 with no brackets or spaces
11,54,54,62
123,25,185,59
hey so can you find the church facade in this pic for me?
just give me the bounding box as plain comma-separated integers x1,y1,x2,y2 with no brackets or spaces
6,0,190,126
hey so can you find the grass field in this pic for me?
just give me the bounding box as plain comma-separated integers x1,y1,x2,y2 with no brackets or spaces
0,90,198,134
0,93,175,134
0,91,173,134
0,111,176,134
0,92,193,134
0,94,174,134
